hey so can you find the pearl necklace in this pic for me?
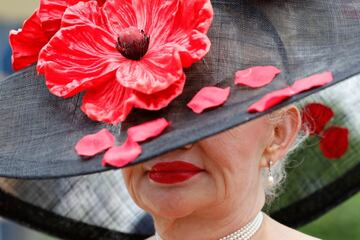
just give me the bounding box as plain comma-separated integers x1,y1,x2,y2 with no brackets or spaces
155,211,264,240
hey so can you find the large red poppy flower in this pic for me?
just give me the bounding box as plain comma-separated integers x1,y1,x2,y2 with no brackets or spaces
37,0,213,124
9,0,105,71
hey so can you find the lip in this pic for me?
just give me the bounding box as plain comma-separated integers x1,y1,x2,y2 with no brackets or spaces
148,161,203,184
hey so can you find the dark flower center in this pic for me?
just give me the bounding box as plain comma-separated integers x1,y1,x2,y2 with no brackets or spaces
116,26,150,61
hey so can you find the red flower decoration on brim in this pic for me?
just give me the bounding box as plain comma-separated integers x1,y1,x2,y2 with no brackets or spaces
302,103,334,135
320,126,349,159
37,0,213,124
9,0,106,71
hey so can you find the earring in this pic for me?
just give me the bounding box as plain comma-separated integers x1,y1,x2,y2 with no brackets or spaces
267,160,274,187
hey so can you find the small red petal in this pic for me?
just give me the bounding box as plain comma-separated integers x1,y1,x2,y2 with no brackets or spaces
235,66,281,88
187,86,231,114
320,126,349,159
127,118,170,143
248,71,333,113
102,137,142,168
301,103,334,135
247,88,293,112
75,129,115,157
291,71,333,93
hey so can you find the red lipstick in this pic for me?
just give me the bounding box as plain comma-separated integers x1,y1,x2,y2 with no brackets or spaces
148,161,203,184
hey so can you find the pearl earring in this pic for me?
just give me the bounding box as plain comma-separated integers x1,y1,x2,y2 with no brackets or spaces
267,160,274,187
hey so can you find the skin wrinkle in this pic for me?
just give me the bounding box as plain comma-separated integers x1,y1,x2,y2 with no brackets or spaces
122,105,317,240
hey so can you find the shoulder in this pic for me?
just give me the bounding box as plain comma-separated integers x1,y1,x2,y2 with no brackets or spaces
262,214,320,240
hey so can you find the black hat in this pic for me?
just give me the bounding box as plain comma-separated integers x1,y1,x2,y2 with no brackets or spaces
1,0,360,239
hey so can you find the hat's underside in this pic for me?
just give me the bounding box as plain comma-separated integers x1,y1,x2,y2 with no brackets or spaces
1,0,360,238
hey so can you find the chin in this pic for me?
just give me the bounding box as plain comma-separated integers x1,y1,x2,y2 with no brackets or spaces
137,174,216,219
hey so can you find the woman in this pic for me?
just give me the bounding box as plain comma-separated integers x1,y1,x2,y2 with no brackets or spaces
122,105,318,240
0,0,359,239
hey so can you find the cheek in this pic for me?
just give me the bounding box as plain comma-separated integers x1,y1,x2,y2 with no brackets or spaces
199,122,269,198
122,167,145,207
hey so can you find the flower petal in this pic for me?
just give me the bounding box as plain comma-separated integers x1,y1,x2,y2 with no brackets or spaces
302,103,334,135
247,88,293,113
101,0,137,35
37,24,124,98
291,71,333,93
81,80,135,125
166,0,213,67
171,0,213,34
102,137,142,168
128,118,170,143
235,66,281,88
187,86,231,114
9,11,50,71
173,29,212,68
248,71,333,113
62,1,108,30
320,126,349,159
38,0,69,37
128,0,179,48
132,73,185,110
116,46,183,94
75,128,115,157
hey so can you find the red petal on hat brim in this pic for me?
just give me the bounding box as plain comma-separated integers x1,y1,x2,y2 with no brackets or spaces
75,128,115,157
81,80,135,125
127,118,170,143
320,126,349,159
187,86,231,114
133,74,185,110
302,103,334,135
9,11,50,71
248,71,333,112
235,66,281,88
37,24,124,98
116,46,184,94
291,71,333,92
102,137,142,168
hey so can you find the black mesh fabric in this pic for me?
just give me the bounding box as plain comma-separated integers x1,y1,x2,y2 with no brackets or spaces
1,0,360,239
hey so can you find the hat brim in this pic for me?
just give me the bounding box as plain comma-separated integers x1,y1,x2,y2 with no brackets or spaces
1,0,360,179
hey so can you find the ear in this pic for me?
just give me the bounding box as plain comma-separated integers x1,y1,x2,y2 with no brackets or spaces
260,105,302,167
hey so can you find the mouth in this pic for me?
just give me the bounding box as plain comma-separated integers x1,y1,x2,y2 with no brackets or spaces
148,161,204,184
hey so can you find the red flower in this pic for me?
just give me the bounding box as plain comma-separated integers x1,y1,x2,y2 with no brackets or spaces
302,103,334,135
320,126,349,159
37,0,213,124
9,0,105,71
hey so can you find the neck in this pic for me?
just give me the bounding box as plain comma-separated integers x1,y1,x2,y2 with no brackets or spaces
153,188,266,240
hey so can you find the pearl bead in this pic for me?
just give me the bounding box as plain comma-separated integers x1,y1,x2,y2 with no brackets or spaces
268,175,274,186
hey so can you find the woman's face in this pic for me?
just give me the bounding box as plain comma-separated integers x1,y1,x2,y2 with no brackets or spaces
122,115,275,220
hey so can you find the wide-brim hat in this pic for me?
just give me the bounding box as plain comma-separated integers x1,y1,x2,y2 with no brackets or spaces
1,0,360,239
